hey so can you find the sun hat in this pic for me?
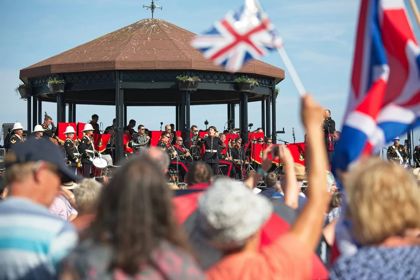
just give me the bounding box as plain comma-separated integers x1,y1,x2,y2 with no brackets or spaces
83,123,94,132
197,178,272,249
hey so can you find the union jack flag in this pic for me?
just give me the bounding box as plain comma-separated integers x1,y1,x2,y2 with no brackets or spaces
191,0,282,72
333,0,420,173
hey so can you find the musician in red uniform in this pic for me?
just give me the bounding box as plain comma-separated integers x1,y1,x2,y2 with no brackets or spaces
173,137,192,162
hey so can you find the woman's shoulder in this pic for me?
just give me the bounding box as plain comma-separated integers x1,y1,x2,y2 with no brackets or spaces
330,246,420,280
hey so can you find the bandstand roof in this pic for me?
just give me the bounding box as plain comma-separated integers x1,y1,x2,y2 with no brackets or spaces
19,19,284,106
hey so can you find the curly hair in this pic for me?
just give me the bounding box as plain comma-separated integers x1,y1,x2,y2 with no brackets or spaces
345,158,420,245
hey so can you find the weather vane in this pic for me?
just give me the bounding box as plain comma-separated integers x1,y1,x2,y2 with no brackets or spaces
143,0,162,19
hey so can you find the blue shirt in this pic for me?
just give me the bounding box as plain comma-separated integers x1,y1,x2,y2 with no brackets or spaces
0,197,77,280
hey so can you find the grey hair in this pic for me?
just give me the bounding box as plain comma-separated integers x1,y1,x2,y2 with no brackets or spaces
73,179,102,215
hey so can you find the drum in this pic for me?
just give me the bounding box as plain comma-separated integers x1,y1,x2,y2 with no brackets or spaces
92,157,107,169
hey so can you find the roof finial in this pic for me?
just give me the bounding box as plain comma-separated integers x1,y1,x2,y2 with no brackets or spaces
143,0,162,19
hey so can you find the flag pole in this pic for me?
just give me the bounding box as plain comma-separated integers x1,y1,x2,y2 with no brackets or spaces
409,0,420,27
276,46,306,96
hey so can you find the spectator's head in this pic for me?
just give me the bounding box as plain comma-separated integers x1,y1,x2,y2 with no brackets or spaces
185,161,213,186
73,179,101,215
294,163,307,182
329,191,342,210
4,138,80,206
142,147,170,175
345,158,420,246
197,178,272,250
89,156,188,274
264,172,277,188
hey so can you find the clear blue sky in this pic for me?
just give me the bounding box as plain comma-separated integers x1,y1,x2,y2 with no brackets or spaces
0,0,419,144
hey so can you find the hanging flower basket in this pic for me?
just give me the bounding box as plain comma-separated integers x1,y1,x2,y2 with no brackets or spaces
47,77,65,93
176,75,200,91
16,84,30,99
234,76,259,92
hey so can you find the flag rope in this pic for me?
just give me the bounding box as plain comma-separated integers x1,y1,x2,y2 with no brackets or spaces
276,47,306,96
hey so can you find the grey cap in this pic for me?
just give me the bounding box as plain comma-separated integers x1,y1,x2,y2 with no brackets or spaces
197,178,272,250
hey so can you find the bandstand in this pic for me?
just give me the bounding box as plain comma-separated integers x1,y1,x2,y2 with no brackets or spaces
19,18,284,163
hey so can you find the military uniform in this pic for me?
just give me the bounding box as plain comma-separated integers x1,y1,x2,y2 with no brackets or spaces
202,136,223,174
8,134,24,150
64,138,80,168
78,135,96,177
387,144,407,164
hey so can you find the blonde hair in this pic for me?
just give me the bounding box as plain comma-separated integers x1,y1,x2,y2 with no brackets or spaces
345,157,420,245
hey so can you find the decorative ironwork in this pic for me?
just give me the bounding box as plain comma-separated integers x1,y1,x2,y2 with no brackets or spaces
143,0,162,19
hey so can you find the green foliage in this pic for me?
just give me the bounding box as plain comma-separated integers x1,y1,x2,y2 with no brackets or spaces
234,76,259,86
176,75,201,82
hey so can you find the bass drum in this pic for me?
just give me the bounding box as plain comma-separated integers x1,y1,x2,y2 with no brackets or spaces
92,157,107,169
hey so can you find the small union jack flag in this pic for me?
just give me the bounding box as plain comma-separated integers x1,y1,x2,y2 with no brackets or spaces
191,0,282,72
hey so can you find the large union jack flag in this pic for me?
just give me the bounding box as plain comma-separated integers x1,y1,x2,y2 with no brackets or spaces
191,0,282,72
333,0,420,173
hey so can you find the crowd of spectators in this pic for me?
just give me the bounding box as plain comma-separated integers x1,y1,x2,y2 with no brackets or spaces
0,95,419,279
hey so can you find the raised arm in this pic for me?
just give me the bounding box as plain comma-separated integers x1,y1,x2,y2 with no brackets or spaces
277,145,299,209
289,95,329,251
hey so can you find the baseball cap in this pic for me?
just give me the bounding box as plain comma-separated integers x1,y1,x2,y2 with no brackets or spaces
5,138,81,183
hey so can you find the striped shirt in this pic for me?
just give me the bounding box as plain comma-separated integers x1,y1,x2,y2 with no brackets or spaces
0,197,78,280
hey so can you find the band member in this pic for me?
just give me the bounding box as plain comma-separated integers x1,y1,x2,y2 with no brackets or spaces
32,125,44,140
63,126,80,173
164,124,175,145
126,119,136,136
78,123,96,177
414,145,420,168
173,137,192,161
231,138,246,164
190,125,202,160
41,113,63,145
89,114,100,134
157,132,177,159
323,109,336,163
8,122,25,150
218,133,228,160
387,137,408,165
202,126,224,175
129,124,150,152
